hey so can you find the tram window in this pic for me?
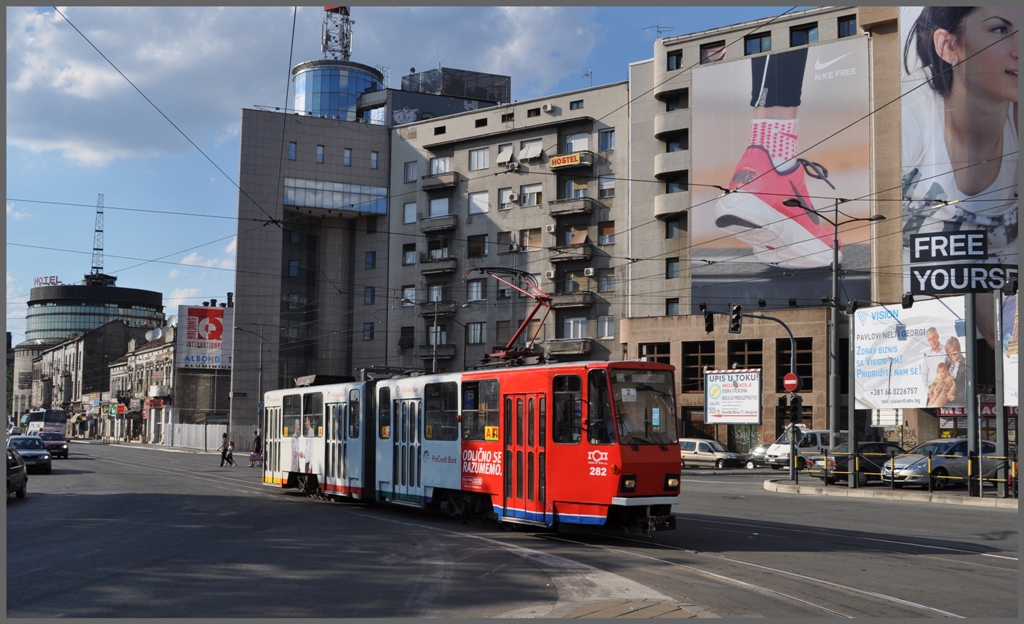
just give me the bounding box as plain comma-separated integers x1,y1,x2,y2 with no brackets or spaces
303,392,323,437
504,398,512,447
588,369,615,445
424,382,459,440
539,397,546,447
553,375,582,444
283,394,301,437
461,380,499,441
516,399,524,446
379,387,391,439
539,452,546,502
528,451,535,501
348,389,360,439
528,398,535,447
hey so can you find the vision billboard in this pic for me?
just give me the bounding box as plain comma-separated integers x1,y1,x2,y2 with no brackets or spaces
691,35,872,311
1003,294,1018,406
900,7,1018,296
175,305,233,370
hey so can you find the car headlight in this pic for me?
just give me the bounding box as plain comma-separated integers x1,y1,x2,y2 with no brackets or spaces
62,444,68,449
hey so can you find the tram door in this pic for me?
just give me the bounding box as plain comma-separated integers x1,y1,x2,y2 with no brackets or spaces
392,399,422,503
325,402,345,495
503,393,547,522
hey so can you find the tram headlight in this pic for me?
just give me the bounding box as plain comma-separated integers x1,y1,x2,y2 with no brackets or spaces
620,474,637,492
664,474,680,491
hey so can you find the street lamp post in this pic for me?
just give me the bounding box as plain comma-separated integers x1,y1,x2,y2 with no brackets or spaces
784,198,884,452
402,298,439,374
234,324,265,433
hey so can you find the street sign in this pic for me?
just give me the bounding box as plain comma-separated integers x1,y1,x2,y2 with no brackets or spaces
783,372,800,392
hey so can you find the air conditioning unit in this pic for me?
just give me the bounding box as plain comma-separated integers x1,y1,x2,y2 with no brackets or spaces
544,224,557,233
583,267,595,277
544,270,556,279
508,192,519,202
506,162,520,172
541,103,554,113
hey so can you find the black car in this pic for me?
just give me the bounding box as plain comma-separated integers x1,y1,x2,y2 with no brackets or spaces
6,436,52,474
37,432,69,459
745,443,770,469
7,449,28,499
811,441,905,486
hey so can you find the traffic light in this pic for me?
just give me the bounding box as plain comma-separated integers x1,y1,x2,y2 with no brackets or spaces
728,303,742,334
700,302,714,333
789,394,803,424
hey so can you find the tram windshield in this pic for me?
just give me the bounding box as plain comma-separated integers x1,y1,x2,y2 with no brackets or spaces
609,370,678,446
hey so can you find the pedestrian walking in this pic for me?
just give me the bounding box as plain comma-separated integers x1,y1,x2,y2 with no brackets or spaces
218,432,229,467
225,440,236,467
250,430,263,467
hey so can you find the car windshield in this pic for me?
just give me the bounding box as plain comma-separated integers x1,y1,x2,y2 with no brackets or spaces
774,429,806,445
707,440,727,452
906,441,956,456
610,369,678,446
38,433,64,441
10,438,45,450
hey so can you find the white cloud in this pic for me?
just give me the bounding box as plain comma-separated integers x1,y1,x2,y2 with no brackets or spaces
224,237,236,255
168,269,180,279
167,287,202,303
6,202,30,220
180,251,233,270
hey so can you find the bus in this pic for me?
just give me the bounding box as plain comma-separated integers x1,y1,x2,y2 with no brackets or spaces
20,409,68,435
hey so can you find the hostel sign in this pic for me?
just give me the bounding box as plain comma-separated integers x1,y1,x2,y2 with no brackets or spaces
549,153,581,168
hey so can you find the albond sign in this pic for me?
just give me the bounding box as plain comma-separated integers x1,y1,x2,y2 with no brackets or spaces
175,305,233,370
704,369,761,425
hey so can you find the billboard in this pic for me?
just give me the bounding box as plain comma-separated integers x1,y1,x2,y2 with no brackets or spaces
704,369,761,425
175,305,233,370
900,7,1018,295
854,296,967,410
691,36,871,311
1003,294,1018,406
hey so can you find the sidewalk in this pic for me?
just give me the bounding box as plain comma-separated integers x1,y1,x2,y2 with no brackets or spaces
764,479,1018,509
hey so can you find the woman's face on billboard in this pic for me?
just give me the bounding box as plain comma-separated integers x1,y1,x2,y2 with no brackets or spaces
940,7,1018,105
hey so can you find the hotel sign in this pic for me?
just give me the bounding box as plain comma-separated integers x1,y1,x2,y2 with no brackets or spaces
33,276,62,287
549,153,582,168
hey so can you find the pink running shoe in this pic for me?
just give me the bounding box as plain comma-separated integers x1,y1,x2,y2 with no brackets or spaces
713,145,840,269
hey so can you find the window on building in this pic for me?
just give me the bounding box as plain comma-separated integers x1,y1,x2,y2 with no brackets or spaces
665,89,690,111
565,132,588,153
520,228,542,252
404,161,418,183
428,324,448,346
776,337,813,392
289,260,299,277
370,151,379,169
467,322,487,344
398,326,415,348
469,148,489,171
498,187,514,210
343,148,352,166
316,145,324,163
428,197,450,217
790,23,818,47
527,107,540,117
498,285,512,299
682,341,715,393
429,156,450,175
467,278,487,301
667,49,683,71
564,317,587,339
564,178,588,199
598,175,615,198
745,33,771,55
519,139,543,160
428,284,444,302
363,322,374,340
365,251,376,269
598,221,615,245
700,41,726,64
598,315,614,339
364,287,375,305
520,183,543,206
666,172,689,194
434,125,446,135
599,128,616,151
402,243,417,265
475,117,488,128
427,239,449,260
469,191,490,214
497,230,515,253
666,130,689,152
838,15,857,38
569,100,584,110
666,217,682,238
496,143,514,166
365,216,377,233
288,142,297,160
563,224,588,246
598,269,615,292
728,339,764,369
467,234,488,258
666,257,679,279
403,202,417,224
496,320,510,344
666,298,680,316
402,286,416,305
501,112,514,123
639,342,671,364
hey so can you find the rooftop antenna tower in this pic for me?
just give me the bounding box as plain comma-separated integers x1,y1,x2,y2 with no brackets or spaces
322,6,354,61
91,193,104,275
643,20,675,37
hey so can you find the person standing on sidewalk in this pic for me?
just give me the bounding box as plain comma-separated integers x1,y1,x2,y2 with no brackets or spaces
218,432,229,467
250,430,263,467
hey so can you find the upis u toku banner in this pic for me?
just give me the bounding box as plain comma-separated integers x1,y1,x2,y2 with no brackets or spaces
704,369,762,425
175,305,233,370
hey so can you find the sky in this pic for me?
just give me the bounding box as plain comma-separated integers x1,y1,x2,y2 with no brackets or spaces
6,5,796,345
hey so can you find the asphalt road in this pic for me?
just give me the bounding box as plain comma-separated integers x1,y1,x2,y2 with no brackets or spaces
6,441,1018,618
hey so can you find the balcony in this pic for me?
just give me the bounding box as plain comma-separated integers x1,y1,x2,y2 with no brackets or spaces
420,213,458,232
415,343,456,360
548,243,593,263
654,191,691,219
421,171,461,190
545,338,593,356
548,196,599,216
551,291,595,308
548,150,595,170
654,108,691,141
654,151,690,180
419,254,458,274
410,300,459,318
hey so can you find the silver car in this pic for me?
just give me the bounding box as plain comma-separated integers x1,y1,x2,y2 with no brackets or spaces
880,438,1011,490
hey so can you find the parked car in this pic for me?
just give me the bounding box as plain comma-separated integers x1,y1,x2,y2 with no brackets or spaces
679,438,743,469
765,428,847,470
745,443,769,469
6,436,52,474
810,441,905,486
8,427,21,436
880,438,1015,490
7,449,28,499
37,432,69,459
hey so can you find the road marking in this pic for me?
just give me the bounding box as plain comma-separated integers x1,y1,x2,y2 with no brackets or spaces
981,553,1018,561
